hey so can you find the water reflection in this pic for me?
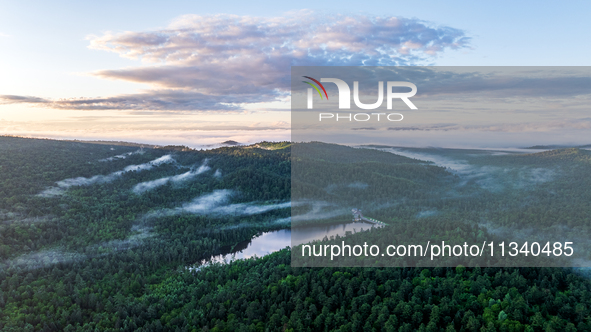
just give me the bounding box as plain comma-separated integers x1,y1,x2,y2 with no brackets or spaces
291,222,379,246
190,221,381,270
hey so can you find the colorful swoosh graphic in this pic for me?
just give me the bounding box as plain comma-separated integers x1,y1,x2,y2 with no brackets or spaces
302,81,323,99
302,76,329,100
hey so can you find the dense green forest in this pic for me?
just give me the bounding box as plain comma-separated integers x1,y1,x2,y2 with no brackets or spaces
292,144,591,266
1,136,591,331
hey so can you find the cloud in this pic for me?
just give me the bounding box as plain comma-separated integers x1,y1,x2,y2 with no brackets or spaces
1,250,85,271
91,11,469,67
385,119,591,133
380,147,556,191
0,91,246,111
99,149,143,162
417,210,437,218
132,159,210,194
122,154,173,171
176,190,290,215
290,200,349,223
0,95,47,104
0,224,154,271
411,69,591,98
145,189,291,218
211,201,291,215
1,12,470,112
89,12,468,91
291,66,591,100
39,155,174,197
0,128,291,150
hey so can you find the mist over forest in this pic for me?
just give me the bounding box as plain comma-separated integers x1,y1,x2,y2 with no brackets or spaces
1,136,591,331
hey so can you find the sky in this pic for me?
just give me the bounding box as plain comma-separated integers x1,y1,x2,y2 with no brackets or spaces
1,1,591,148
291,66,591,147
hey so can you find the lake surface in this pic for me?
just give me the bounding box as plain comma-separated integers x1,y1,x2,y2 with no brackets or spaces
191,221,380,270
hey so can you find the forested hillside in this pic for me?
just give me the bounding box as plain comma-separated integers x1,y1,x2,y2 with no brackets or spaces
1,137,591,331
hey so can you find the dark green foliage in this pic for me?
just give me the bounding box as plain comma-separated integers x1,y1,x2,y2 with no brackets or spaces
1,137,591,331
